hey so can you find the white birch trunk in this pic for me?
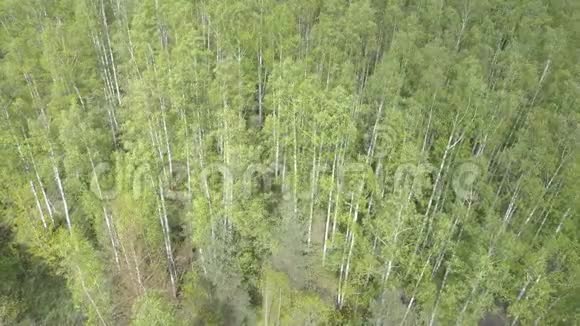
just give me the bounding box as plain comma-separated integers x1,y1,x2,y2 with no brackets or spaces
88,148,121,270
293,106,298,219
258,49,263,126
131,242,145,293
429,266,450,326
400,255,432,326
322,149,338,264
26,145,55,225
263,286,269,326
30,181,47,229
161,103,173,176
101,0,121,105
274,105,280,180
307,145,318,246
159,182,177,297
555,208,571,234
52,160,71,233
367,100,384,161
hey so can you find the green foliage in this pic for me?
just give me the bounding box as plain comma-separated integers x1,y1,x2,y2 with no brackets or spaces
131,292,178,326
0,0,578,324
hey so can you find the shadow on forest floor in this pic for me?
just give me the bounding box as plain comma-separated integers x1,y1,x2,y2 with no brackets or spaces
0,224,82,325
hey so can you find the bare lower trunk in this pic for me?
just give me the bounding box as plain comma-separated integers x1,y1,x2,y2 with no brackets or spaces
161,102,173,176
307,145,319,246
53,161,72,233
31,157,54,225
159,182,177,297
89,148,121,269
429,266,450,326
400,255,432,326
322,149,338,264
30,181,47,229
131,242,145,293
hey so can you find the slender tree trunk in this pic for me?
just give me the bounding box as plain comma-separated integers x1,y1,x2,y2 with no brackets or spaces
331,142,345,242
258,49,264,127
30,181,47,229
103,208,121,270
422,93,436,154
161,100,173,176
158,181,177,297
367,100,384,161
263,285,269,326
88,148,121,270
429,266,450,326
100,0,121,105
32,158,54,225
400,254,432,326
77,267,108,326
277,288,282,326
510,275,542,326
274,105,280,180
293,106,298,219
555,208,571,234
383,187,414,289
340,231,355,307
52,156,72,233
307,144,318,246
322,148,338,264
131,242,145,293
149,119,168,180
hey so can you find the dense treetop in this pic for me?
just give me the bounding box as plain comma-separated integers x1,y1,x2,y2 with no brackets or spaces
0,0,578,325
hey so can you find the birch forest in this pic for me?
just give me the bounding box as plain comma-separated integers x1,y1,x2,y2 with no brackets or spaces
1,0,579,325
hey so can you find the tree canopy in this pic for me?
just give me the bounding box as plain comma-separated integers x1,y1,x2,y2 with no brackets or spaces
0,0,578,325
